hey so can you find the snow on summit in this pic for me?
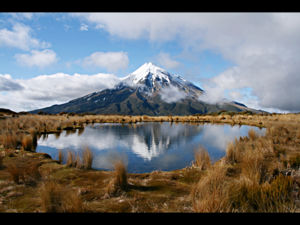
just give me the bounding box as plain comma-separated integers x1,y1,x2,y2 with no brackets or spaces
121,62,194,90
122,62,171,85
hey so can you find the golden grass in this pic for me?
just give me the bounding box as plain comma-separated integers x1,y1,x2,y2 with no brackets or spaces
1,113,300,212
228,173,295,212
39,180,86,212
193,147,211,171
1,112,300,151
106,159,128,197
191,162,231,212
192,125,298,212
6,160,41,185
21,135,34,151
82,147,93,170
66,151,75,167
58,150,63,164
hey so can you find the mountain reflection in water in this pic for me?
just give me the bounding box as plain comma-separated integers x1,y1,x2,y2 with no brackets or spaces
37,122,265,173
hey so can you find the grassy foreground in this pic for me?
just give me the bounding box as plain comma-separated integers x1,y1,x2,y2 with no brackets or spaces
0,112,299,212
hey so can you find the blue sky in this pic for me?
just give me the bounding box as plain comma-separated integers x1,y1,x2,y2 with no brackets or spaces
0,13,232,80
1,13,300,113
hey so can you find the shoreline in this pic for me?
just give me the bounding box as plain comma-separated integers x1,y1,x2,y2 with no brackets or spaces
0,113,300,212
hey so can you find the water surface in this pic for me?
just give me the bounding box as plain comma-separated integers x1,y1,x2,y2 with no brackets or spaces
36,122,265,173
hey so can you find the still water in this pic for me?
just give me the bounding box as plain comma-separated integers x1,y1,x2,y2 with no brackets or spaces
36,122,265,173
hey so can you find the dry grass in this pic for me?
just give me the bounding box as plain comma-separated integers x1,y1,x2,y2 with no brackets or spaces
6,160,41,185
193,147,211,170
1,113,300,212
192,125,299,212
106,159,128,197
191,162,231,212
228,174,295,212
66,151,75,167
40,180,63,212
39,180,86,212
0,155,3,169
6,163,24,184
82,147,93,170
21,135,34,151
58,150,63,164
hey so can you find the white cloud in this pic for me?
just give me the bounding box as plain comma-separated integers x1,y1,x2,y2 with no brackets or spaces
15,49,57,68
0,23,50,51
0,72,121,112
160,85,187,103
156,52,181,70
0,74,24,91
73,13,300,112
9,13,33,20
82,51,129,72
80,23,88,31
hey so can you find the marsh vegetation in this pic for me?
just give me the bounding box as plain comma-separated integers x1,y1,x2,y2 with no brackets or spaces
0,112,299,212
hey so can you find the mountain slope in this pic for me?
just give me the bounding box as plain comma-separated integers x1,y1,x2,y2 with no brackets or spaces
30,62,261,115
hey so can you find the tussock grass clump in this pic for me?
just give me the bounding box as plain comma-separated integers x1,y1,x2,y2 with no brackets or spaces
228,174,295,212
6,161,41,185
58,150,63,164
0,133,19,149
21,135,34,151
106,159,128,197
66,151,75,167
248,128,258,140
63,148,93,169
225,139,242,164
40,180,64,212
39,180,86,213
193,147,211,170
191,162,231,212
82,147,93,170
192,125,297,212
75,154,83,169
40,180,86,212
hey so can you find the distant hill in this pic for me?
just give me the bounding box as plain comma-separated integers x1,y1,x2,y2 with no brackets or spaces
0,108,17,115
30,62,263,116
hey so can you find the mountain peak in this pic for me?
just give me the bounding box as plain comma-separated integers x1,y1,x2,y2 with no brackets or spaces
133,62,165,74
131,62,167,78
123,62,170,86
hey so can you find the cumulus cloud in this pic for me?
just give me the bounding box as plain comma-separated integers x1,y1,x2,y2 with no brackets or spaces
0,72,121,112
0,74,24,91
160,85,187,103
156,52,181,70
73,13,300,112
15,49,57,68
0,23,50,51
82,51,129,72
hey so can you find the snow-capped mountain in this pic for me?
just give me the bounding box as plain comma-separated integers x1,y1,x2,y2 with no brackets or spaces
31,62,260,115
120,62,203,98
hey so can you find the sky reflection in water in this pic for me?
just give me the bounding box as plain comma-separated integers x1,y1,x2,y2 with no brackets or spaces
36,122,265,173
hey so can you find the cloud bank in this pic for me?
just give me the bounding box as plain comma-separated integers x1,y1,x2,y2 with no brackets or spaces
0,72,120,112
74,13,300,112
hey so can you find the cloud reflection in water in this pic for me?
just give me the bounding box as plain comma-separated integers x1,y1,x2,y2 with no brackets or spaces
37,122,265,173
